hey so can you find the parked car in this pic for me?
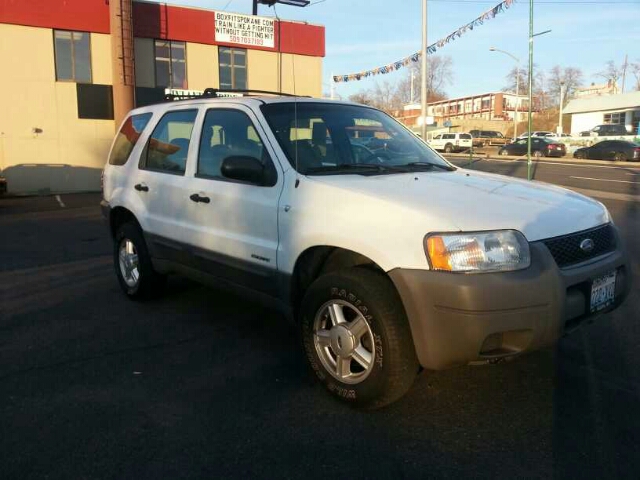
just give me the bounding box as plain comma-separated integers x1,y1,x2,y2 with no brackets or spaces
580,124,629,137
499,137,566,157
101,93,630,409
516,131,554,139
469,129,509,147
573,140,640,161
429,133,472,153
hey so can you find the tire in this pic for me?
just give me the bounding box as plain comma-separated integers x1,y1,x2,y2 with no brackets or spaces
574,152,586,159
114,222,166,300
614,152,627,162
444,143,453,154
533,150,544,158
499,149,509,156
300,267,419,409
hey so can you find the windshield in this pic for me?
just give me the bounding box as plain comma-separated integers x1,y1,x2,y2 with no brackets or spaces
260,102,454,175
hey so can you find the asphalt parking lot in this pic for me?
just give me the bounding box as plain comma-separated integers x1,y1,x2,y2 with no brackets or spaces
1,165,639,479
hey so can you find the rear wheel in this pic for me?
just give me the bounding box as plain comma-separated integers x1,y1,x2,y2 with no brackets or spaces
533,150,544,158
614,152,627,162
300,267,419,409
499,148,509,156
114,222,166,299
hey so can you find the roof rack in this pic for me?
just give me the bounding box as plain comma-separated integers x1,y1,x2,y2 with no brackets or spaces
163,88,309,102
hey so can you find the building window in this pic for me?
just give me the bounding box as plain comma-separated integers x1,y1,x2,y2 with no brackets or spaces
219,47,247,90
54,30,92,82
603,112,625,125
481,98,491,110
155,40,187,89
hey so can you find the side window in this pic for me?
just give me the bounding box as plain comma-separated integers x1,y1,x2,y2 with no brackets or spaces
142,109,197,175
433,135,441,140
109,113,153,166
197,109,275,184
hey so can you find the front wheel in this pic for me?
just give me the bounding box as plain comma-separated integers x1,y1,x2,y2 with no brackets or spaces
300,267,419,409
499,149,509,156
444,143,453,154
614,152,627,162
114,222,166,299
574,152,586,159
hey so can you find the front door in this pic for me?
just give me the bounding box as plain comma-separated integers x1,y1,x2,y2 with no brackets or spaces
183,105,284,296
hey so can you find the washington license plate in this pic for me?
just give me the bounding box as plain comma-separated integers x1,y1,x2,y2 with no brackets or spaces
590,271,617,313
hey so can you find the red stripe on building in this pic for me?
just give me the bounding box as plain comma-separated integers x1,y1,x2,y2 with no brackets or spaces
0,0,109,34
0,0,325,57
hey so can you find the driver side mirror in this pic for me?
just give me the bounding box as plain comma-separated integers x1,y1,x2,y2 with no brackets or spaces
221,156,265,185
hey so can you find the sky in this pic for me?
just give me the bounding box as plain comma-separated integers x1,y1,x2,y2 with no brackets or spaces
150,0,640,100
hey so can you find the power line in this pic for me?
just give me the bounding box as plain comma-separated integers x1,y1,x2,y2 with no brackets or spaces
221,0,235,10
426,0,637,3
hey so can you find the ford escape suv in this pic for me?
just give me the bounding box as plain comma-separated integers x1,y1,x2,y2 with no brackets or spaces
101,92,630,409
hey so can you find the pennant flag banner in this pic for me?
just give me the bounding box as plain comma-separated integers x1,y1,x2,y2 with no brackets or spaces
333,0,516,83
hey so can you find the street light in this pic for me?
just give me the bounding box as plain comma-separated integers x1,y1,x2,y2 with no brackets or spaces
526,24,552,180
490,47,520,140
252,0,309,15
558,80,566,135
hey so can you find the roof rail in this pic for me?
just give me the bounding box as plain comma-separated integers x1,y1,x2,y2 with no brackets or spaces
163,88,309,102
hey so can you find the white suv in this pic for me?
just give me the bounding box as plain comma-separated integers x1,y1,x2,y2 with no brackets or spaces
102,92,630,408
429,133,472,153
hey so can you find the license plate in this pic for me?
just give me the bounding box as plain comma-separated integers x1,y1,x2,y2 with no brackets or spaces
590,271,617,313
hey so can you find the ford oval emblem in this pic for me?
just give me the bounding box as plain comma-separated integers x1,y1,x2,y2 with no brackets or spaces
580,238,595,253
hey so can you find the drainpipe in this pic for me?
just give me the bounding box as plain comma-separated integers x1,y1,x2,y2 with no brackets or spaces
110,0,136,129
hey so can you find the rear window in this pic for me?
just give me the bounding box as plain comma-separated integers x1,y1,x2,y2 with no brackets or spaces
108,113,153,166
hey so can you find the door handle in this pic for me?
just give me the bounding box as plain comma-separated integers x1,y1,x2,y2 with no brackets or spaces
134,183,149,192
190,193,210,204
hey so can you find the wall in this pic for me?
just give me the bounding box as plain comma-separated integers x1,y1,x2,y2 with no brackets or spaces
0,24,114,194
570,112,603,134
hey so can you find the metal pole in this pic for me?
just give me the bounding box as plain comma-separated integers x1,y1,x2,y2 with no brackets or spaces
527,0,534,180
420,0,428,140
253,0,258,15
514,64,519,139
330,72,335,100
558,82,565,134
410,70,415,104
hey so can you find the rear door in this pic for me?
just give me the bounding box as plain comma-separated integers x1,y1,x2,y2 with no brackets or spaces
135,108,199,252
182,104,283,296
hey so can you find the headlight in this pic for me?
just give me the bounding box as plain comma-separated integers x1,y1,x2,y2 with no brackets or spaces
425,230,530,273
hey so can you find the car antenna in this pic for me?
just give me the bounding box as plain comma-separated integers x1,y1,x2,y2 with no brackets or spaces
273,3,300,188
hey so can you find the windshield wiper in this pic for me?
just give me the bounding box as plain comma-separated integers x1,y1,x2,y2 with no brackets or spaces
306,163,405,174
404,162,455,171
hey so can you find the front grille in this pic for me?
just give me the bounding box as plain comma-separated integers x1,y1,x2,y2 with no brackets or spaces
543,224,616,268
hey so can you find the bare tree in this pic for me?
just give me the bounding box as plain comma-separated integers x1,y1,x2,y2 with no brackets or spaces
349,55,453,111
547,65,584,106
597,60,623,87
630,60,640,91
502,64,538,95
396,55,453,104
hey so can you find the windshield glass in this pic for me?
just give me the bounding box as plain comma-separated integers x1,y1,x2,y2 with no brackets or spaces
260,102,453,175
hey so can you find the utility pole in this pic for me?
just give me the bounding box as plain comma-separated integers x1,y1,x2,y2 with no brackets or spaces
330,73,335,100
410,70,415,104
253,0,258,14
420,0,428,140
621,54,628,93
558,81,565,135
527,0,534,180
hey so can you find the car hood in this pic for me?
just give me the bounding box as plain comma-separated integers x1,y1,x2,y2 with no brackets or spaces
308,169,609,242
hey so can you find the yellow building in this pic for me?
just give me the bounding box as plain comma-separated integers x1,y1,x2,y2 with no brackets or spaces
0,0,325,194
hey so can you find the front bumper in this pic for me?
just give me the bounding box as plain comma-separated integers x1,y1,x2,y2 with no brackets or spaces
389,240,631,371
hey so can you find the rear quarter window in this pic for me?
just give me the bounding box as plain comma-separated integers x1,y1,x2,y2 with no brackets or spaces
459,134,472,139
108,113,153,166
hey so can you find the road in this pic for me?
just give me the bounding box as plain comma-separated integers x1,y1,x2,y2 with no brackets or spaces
1,161,639,479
